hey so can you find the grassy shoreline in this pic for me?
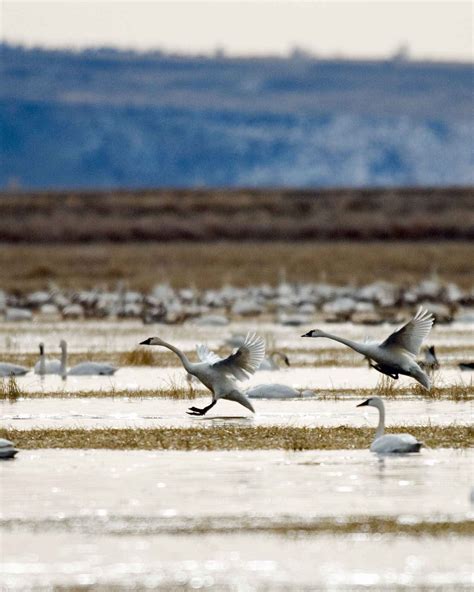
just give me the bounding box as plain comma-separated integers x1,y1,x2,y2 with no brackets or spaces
1,383,472,401
2,425,472,451
2,515,472,537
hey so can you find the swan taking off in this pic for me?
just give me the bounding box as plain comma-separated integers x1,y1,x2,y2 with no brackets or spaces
302,307,434,389
140,332,265,415
357,397,422,454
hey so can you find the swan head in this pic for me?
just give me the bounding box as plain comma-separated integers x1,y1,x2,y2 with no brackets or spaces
39,342,44,355
59,339,67,350
301,329,324,338
140,337,164,346
357,396,383,409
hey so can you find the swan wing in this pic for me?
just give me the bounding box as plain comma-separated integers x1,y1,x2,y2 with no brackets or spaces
212,332,265,381
196,344,223,365
380,307,434,356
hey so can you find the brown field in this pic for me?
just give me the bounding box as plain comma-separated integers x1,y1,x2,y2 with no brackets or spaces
1,187,473,243
1,240,473,292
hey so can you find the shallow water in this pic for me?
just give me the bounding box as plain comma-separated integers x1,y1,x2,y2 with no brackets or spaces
1,319,473,590
1,449,472,525
2,531,472,591
1,397,472,430
1,449,473,590
7,364,472,395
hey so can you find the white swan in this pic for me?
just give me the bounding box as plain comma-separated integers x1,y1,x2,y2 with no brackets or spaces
0,362,28,377
34,343,64,375
303,307,434,389
257,351,290,371
357,396,422,454
62,340,117,376
140,332,265,415
0,438,18,459
246,384,300,399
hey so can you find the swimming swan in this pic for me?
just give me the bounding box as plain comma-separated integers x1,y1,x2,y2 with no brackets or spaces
34,343,63,375
246,383,300,399
257,351,290,371
0,438,18,459
62,340,117,376
140,332,265,415
0,363,29,377
357,396,422,454
303,307,434,389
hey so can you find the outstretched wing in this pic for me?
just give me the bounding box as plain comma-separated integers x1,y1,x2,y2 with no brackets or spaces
212,332,266,381
380,307,434,356
196,344,223,365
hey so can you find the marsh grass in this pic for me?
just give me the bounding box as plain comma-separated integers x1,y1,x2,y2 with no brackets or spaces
8,383,471,400
119,347,156,366
0,376,24,402
2,425,472,451
2,514,472,538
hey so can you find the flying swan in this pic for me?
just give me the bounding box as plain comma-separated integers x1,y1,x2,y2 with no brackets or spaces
357,396,422,454
302,307,434,389
140,332,265,415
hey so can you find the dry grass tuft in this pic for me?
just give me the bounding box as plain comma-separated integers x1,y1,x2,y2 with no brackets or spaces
119,347,156,366
2,425,472,451
0,376,24,402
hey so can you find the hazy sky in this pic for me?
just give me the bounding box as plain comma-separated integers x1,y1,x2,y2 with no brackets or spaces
1,1,472,61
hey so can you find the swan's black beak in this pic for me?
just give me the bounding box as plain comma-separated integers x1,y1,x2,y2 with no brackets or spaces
357,399,370,407
140,338,152,345
301,331,312,338
284,355,291,367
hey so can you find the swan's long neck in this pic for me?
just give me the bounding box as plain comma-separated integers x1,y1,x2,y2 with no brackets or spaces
375,402,385,439
60,342,68,378
39,345,45,375
160,341,193,372
317,331,370,357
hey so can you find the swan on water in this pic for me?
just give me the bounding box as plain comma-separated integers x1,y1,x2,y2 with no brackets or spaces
140,332,265,415
246,384,303,399
303,307,434,389
0,362,28,377
34,342,63,375
257,351,290,371
35,341,117,376
63,340,118,376
0,438,18,459
357,397,422,454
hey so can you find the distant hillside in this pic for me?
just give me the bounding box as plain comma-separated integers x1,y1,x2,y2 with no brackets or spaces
1,45,473,189
1,187,472,242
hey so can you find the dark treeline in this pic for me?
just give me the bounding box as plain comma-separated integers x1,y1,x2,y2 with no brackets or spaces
1,187,472,242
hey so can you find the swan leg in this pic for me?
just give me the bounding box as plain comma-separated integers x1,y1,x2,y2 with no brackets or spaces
187,400,217,416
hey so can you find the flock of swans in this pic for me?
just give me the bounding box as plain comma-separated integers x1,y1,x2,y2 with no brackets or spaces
0,340,117,378
1,275,471,326
0,306,468,457
137,308,432,452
